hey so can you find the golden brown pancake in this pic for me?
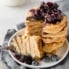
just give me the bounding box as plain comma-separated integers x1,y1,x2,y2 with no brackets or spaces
42,26,67,38
42,36,66,43
42,25,67,43
43,39,65,54
11,38,21,54
25,19,43,36
30,35,43,58
11,34,43,58
25,20,43,27
43,16,67,34
25,11,43,36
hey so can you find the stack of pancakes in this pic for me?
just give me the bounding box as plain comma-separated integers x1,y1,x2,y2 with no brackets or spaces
25,11,43,36
25,10,67,54
11,2,68,59
42,16,67,54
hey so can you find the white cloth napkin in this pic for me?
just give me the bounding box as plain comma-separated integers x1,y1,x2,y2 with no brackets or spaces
0,61,8,69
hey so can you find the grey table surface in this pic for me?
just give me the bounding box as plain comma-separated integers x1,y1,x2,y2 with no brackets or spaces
0,0,69,69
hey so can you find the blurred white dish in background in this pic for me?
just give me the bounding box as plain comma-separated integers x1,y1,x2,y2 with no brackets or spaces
0,0,25,7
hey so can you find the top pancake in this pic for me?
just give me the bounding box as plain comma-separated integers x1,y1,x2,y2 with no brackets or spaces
43,16,67,34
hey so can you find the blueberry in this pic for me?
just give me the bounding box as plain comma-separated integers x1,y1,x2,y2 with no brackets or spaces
40,9,43,13
46,2,53,7
37,9,41,16
40,2,45,8
32,61,39,66
35,15,40,20
20,55,33,64
42,55,50,62
43,9,47,13
22,55,33,65
15,54,21,60
42,2,45,5
58,10,62,13
34,9,42,20
51,55,59,62
51,13,55,17
57,15,61,21
53,9,57,12
40,4,44,9
53,3,58,9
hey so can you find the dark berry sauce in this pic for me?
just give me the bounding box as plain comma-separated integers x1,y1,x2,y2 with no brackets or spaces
28,2,63,24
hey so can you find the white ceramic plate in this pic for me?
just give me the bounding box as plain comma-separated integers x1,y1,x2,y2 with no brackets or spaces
8,29,69,68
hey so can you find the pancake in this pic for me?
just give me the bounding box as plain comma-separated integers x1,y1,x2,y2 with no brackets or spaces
11,38,21,54
30,36,43,58
43,16,67,34
25,20,43,27
42,36,66,43
11,34,43,58
25,3,67,56
26,27,42,35
42,26,67,38
25,20,43,36
25,11,43,36
26,26,42,32
43,39,65,53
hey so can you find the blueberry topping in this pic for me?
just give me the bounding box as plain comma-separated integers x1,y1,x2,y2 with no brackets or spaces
42,55,50,62
32,61,39,66
51,55,59,62
29,2,63,24
15,55,33,65
47,2,53,7
21,55,33,65
15,54,21,60
53,3,58,9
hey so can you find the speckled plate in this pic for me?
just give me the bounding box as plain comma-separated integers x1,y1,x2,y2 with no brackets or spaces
8,28,69,69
